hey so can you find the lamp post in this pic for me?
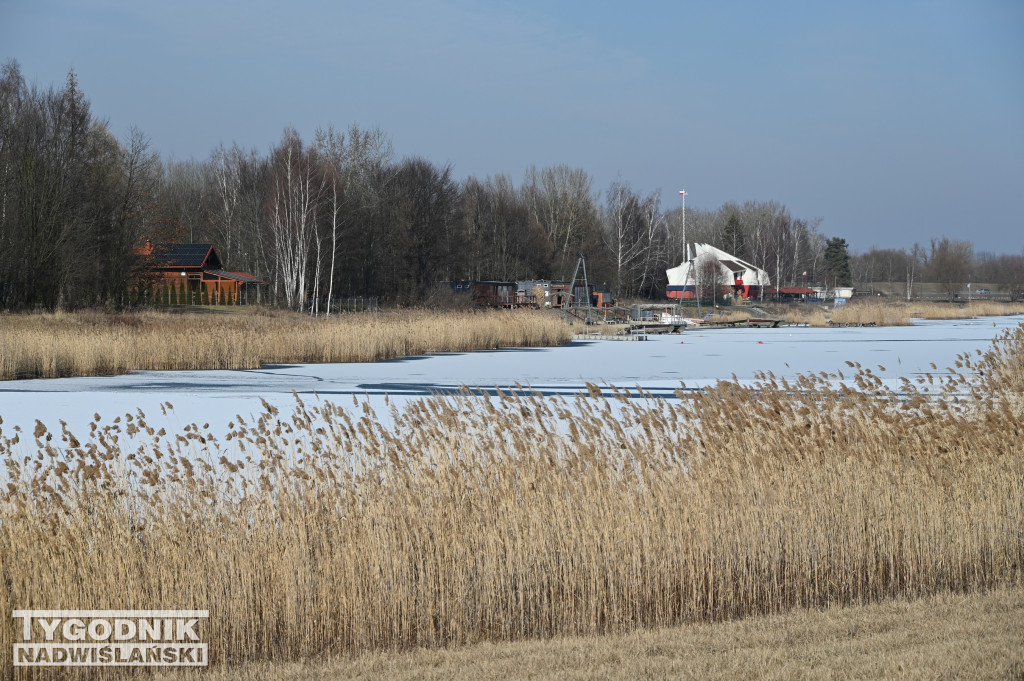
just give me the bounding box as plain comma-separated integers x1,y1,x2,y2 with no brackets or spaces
678,190,687,255
679,190,689,304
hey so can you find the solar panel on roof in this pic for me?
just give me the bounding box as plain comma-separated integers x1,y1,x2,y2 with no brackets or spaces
152,244,212,268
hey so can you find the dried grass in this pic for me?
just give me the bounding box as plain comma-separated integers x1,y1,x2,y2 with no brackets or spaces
907,300,1024,319
1,323,1023,676
152,587,1024,680
769,299,1024,327
0,308,573,380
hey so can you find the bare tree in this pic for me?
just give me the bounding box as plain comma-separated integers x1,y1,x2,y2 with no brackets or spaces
767,206,792,293
267,128,327,310
103,126,158,302
461,174,545,282
636,190,668,296
310,124,394,305
0,66,93,308
155,158,211,245
602,182,646,297
744,201,778,300
209,143,246,266
927,237,973,302
906,243,924,300
390,157,463,300
523,165,598,277
694,251,720,305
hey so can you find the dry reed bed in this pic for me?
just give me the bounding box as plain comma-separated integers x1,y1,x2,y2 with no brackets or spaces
908,300,1024,319
772,299,1024,327
1,325,1023,675
0,309,573,380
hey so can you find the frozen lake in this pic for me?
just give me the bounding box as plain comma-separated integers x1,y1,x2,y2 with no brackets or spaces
0,316,1020,439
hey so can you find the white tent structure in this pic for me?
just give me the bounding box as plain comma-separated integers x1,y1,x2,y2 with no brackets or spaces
666,243,770,300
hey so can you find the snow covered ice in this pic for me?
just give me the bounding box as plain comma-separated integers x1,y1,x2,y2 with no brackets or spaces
0,316,1019,441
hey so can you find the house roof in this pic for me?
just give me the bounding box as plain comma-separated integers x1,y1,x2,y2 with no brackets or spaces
148,244,219,270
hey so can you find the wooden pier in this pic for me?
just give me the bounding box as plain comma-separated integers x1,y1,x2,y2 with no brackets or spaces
572,333,648,341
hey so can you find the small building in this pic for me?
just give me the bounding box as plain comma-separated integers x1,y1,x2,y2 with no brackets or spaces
133,242,263,304
471,281,517,307
768,286,818,302
512,280,581,307
547,281,572,307
516,280,549,306
833,286,855,299
441,279,607,309
811,286,855,300
591,284,614,308
442,280,524,307
564,282,614,309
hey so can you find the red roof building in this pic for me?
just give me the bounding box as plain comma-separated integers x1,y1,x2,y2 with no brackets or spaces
766,286,817,301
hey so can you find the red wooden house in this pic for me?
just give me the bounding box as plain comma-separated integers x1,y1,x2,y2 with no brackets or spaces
133,242,263,304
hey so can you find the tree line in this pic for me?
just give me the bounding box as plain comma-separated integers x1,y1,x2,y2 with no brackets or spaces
2,62,1019,311
852,239,1024,301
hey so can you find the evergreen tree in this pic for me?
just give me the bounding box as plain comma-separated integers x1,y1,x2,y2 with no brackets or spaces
824,237,852,287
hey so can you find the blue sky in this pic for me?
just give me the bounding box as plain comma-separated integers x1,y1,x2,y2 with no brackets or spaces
2,0,1022,254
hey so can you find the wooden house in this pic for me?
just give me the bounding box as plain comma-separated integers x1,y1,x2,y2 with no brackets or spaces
471,281,517,307
133,242,263,304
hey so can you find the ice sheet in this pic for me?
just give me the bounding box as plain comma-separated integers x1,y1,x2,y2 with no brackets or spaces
1,316,1019,439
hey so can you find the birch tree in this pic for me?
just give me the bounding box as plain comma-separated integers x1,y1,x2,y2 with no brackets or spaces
209,143,246,266
267,128,326,310
310,124,393,303
602,182,646,297
636,190,668,295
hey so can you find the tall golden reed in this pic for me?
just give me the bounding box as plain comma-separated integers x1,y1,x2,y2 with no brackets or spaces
0,309,573,380
1,325,1022,676
771,299,1024,327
